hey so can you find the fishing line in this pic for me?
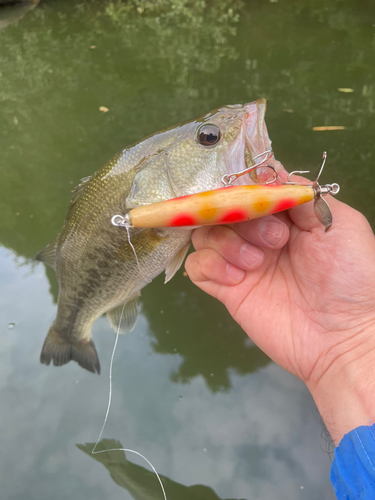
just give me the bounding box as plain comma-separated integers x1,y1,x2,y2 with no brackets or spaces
111,214,151,283
91,300,166,499
126,224,152,284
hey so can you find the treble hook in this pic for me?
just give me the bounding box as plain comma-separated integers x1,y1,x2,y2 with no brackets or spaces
221,149,278,186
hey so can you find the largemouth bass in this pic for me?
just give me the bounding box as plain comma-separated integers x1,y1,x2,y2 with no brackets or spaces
36,99,286,374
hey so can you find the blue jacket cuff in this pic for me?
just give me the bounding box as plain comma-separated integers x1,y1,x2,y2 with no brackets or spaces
330,424,375,499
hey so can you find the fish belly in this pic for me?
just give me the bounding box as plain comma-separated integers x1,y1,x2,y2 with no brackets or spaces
54,227,191,340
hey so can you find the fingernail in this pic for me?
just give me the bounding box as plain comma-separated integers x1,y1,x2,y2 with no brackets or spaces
260,221,284,246
226,264,245,282
240,244,264,268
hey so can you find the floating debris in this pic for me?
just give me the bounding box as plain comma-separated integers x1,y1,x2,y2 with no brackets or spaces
338,88,354,93
99,106,109,113
313,126,345,131
183,271,187,277
8,323,15,329
90,45,96,49
283,109,294,113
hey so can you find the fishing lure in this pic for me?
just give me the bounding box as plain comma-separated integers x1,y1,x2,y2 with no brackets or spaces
112,152,340,232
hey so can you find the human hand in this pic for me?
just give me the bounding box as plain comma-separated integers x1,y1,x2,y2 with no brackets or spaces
185,197,375,444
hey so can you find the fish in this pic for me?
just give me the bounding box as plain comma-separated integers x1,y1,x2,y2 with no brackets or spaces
77,439,244,500
36,98,287,374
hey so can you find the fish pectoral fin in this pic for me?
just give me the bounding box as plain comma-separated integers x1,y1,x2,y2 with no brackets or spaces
106,293,140,334
114,229,163,264
40,323,100,374
35,237,58,270
164,242,191,284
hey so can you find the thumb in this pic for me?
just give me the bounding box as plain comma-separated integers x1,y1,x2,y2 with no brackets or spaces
288,195,370,234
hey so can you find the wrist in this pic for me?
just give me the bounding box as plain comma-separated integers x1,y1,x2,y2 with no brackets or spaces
307,329,375,446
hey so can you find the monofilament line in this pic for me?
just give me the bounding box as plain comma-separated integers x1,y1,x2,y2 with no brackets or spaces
91,302,167,500
111,214,151,282
126,224,152,283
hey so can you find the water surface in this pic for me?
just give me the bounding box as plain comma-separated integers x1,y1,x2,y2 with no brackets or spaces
0,1,374,499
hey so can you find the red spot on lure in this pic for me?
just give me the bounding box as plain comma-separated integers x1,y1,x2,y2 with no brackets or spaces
273,198,299,212
124,185,315,228
219,209,248,224
112,153,339,232
169,214,197,226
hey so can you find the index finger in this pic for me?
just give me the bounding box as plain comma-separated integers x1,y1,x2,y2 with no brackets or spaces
227,215,290,249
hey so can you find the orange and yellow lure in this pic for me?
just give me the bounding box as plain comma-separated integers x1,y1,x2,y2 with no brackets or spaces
112,152,340,232
122,184,315,228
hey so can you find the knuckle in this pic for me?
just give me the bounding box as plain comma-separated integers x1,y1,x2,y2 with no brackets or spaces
184,253,193,271
185,250,212,283
191,227,209,250
202,226,215,247
185,253,201,281
356,211,371,229
203,225,230,248
201,249,213,268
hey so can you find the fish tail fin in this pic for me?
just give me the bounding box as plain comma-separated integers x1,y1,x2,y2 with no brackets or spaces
40,323,101,374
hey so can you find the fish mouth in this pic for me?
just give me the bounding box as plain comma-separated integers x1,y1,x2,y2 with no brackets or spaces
243,98,271,158
225,99,287,185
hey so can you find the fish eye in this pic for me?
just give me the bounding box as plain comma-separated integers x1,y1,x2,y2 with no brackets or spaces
197,124,221,146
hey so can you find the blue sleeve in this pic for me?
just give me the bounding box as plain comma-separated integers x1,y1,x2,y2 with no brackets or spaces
330,424,375,499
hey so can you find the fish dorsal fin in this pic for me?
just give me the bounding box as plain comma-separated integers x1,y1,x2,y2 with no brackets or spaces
35,237,58,269
69,175,92,209
164,242,190,284
37,176,92,268
106,293,140,334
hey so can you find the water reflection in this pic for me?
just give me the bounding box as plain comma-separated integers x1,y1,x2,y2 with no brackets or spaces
0,1,40,31
142,273,270,392
0,0,373,498
0,0,244,261
0,246,336,500
103,0,242,84
0,0,374,263
78,439,245,500
0,0,373,397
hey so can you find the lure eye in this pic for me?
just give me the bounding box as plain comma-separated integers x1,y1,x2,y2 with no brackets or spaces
197,124,221,146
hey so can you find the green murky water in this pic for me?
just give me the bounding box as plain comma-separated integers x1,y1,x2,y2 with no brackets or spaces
0,1,374,498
